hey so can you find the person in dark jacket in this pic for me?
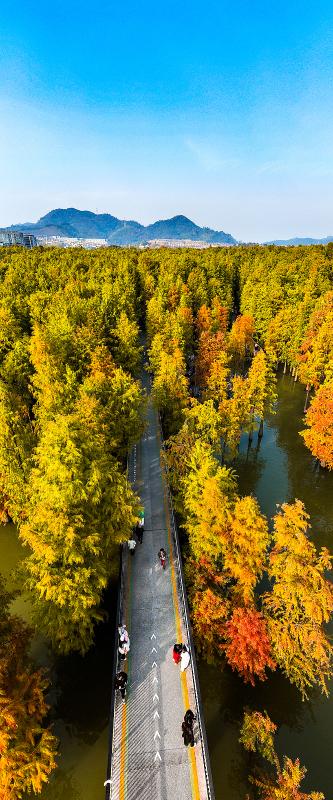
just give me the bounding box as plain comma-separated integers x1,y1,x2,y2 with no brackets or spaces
136,523,144,544
184,709,196,727
115,671,128,702
182,720,195,747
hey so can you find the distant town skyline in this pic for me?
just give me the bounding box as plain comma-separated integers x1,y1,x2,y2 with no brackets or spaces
1,1,333,242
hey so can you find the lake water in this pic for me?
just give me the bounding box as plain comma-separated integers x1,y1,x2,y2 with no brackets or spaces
0,526,114,800
200,373,333,799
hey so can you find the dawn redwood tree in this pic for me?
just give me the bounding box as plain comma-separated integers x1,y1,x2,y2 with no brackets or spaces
264,501,333,697
183,440,237,562
301,380,333,469
298,292,333,390
253,758,325,800
152,346,189,433
246,349,277,437
0,578,57,799
225,607,276,685
205,350,230,408
219,374,251,455
21,402,138,654
0,381,35,522
184,399,222,449
195,329,227,390
228,313,255,371
240,710,277,765
224,495,270,605
191,587,229,661
240,710,325,800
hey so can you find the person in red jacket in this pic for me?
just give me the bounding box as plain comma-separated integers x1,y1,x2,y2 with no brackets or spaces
172,643,183,664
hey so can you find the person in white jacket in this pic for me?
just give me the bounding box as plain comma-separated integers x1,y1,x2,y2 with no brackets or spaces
180,644,190,672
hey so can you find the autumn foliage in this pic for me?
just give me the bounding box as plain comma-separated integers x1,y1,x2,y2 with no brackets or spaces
225,607,275,685
0,579,57,799
301,381,333,469
240,710,325,800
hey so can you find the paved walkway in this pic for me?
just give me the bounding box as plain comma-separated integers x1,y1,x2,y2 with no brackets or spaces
109,387,212,800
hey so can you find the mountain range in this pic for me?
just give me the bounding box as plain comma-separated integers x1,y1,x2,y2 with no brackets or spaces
6,208,236,245
4,208,333,247
264,235,333,246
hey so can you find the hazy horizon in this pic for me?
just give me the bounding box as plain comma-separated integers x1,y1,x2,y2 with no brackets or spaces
1,1,333,242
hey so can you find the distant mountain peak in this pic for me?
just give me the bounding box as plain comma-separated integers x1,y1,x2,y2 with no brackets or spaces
4,208,236,246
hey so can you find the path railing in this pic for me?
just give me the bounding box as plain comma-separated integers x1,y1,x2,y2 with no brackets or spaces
158,414,216,800
104,445,136,799
104,543,123,800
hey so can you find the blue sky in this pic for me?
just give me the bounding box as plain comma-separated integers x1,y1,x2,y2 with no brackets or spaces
1,0,333,241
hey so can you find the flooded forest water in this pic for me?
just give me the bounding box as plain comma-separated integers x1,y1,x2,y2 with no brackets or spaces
0,372,332,799
200,372,333,799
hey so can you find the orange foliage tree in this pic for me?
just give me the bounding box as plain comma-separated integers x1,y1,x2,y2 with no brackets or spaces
240,710,325,800
191,588,229,661
0,579,57,799
254,758,325,800
228,314,255,371
301,380,333,469
225,607,276,685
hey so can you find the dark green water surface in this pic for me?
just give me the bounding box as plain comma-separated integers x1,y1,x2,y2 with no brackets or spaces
0,527,113,800
200,373,333,799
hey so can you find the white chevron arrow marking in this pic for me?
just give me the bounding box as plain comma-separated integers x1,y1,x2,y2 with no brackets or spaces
153,710,160,719
152,661,157,668
151,647,157,653
151,633,156,640
154,730,161,741
154,751,162,763
153,693,159,702
152,675,158,683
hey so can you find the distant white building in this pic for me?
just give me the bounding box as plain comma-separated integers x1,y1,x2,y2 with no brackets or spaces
145,238,224,249
36,235,109,249
0,230,37,248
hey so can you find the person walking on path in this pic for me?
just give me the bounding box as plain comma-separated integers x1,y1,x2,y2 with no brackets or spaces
180,644,190,672
136,522,144,544
172,643,183,664
115,671,128,703
127,538,136,556
119,639,130,661
118,628,130,662
158,547,167,569
182,719,195,748
184,709,196,727
118,624,129,644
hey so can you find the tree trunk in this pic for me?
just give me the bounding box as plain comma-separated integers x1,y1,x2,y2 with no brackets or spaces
304,385,310,413
283,360,287,374
294,369,298,382
248,413,254,445
221,439,226,464
258,418,264,438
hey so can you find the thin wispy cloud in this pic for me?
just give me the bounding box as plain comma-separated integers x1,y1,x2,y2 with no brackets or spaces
184,137,240,172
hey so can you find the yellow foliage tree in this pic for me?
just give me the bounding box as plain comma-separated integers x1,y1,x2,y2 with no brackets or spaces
263,500,333,697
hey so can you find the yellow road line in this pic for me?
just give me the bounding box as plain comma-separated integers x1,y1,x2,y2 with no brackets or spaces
158,420,201,800
118,553,132,800
119,703,127,800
